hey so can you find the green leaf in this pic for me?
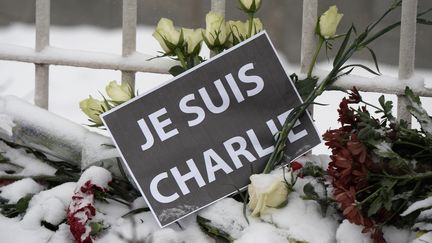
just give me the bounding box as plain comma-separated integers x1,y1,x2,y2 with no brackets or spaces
295,76,318,100
15,194,32,214
169,65,186,76
121,207,150,218
405,87,432,136
90,222,105,236
368,196,383,216
196,215,234,242
340,64,380,76
365,47,381,74
333,26,353,67
303,182,319,200
300,162,325,177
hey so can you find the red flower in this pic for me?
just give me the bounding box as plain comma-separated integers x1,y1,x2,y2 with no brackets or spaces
290,161,303,171
324,95,386,243
67,167,112,243
347,86,361,104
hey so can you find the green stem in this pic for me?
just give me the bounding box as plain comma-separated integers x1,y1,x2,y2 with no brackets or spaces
0,175,76,183
248,13,254,38
174,48,187,69
369,171,432,180
307,37,325,78
357,188,382,206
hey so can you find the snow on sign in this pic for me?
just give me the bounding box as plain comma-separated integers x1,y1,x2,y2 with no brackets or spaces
102,32,320,227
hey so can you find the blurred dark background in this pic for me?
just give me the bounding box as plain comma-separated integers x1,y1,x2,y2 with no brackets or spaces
0,0,431,68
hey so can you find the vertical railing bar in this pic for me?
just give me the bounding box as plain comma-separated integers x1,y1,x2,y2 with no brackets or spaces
300,0,318,120
300,0,318,154
35,0,50,109
300,0,318,75
211,0,226,17
210,0,226,58
122,0,137,90
397,0,418,126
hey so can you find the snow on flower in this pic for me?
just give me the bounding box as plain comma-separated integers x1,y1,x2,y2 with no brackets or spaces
67,166,112,243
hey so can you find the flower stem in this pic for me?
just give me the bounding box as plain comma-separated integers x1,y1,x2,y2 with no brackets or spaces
174,48,187,69
369,171,432,181
248,13,255,38
307,37,325,78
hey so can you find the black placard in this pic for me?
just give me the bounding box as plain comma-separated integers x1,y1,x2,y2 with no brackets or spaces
102,32,320,227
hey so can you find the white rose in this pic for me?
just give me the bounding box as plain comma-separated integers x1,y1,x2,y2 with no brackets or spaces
79,96,107,125
204,11,229,48
239,0,262,13
105,81,133,103
247,18,263,36
228,20,248,44
152,18,182,53
319,5,343,39
183,28,203,55
248,172,289,216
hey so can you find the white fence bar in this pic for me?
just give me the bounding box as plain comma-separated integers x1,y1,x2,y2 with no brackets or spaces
211,0,226,16
300,0,318,74
397,0,418,124
35,0,50,109
122,0,137,90
210,0,226,58
0,45,177,73
300,0,318,119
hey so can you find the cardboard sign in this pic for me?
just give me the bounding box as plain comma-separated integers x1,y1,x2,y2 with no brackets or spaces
102,32,320,227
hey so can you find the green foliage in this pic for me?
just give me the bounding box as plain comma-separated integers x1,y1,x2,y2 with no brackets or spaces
0,194,33,218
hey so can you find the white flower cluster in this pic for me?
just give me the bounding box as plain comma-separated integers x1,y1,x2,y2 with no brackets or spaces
80,81,134,126
152,0,263,67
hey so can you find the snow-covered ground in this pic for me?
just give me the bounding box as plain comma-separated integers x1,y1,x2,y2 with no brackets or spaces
1,24,432,243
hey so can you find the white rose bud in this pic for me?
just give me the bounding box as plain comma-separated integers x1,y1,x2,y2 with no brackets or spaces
204,11,229,49
248,172,289,216
228,20,248,44
79,96,107,125
183,28,203,55
105,81,133,103
152,18,182,53
319,5,343,39
247,18,263,36
239,0,262,14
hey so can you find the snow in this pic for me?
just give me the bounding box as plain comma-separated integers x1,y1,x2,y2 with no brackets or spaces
47,223,74,243
0,114,15,137
0,96,121,175
336,220,372,243
401,196,432,216
75,166,112,189
412,232,432,243
199,198,257,239
336,220,414,243
0,214,53,243
235,223,290,243
261,191,338,243
0,140,57,177
0,178,44,203
22,182,76,229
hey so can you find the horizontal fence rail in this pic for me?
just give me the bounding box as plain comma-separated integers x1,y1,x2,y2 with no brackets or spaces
0,0,428,122
0,44,177,73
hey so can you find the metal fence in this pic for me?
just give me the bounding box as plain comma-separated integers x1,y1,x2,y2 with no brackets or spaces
0,0,431,124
